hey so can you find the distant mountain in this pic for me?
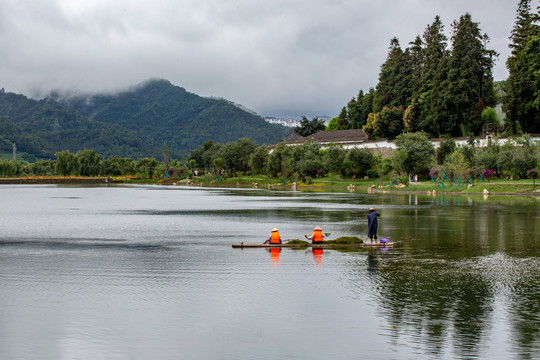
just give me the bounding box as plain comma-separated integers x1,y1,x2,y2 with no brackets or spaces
0,79,288,160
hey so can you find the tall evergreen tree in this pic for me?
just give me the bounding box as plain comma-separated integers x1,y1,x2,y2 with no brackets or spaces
336,107,350,130
357,88,375,128
408,35,425,100
504,0,540,133
417,16,449,135
347,96,361,129
373,38,410,112
443,13,497,136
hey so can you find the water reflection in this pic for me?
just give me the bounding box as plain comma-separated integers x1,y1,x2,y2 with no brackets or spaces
0,185,539,360
266,247,281,267
352,252,540,359
312,248,323,266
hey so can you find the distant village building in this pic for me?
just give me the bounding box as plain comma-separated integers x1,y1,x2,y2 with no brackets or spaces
280,130,303,142
272,129,540,158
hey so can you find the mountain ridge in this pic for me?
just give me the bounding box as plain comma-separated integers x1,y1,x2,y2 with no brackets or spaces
0,79,288,160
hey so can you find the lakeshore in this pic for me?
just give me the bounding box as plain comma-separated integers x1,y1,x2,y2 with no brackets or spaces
1,174,539,196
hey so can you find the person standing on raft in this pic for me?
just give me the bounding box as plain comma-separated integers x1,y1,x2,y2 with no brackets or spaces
305,226,325,244
264,227,282,244
367,208,380,243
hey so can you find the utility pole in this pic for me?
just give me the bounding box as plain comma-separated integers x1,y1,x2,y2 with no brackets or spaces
12,142,16,161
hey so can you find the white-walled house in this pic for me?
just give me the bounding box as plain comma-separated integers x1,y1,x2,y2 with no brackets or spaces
274,129,540,157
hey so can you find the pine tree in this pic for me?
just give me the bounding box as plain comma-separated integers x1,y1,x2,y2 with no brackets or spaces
417,16,449,135
357,88,374,128
503,0,540,133
443,13,497,136
373,38,409,112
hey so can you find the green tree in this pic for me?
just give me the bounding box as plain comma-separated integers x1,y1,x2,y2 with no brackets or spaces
0,159,20,177
443,151,471,182
404,99,421,133
268,142,291,176
55,150,78,176
417,16,449,135
357,88,375,128
100,156,134,176
504,0,540,133
443,13,497,136
378,106,405,139
436,137,457,165
213,157,223,178
362,112,381,139
249,145,269,174
135,157,160,177
28,160,55,176
512,146,538,178
326,116,339,131
294,116,326,136
189,159,197,175
322,143,347,175
394,132,435,175
373,37,411,112
76,149,101,176
336,107,350,130
481,106,498,124
346,148,374,177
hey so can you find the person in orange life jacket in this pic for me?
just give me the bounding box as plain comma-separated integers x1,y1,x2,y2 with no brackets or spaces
305,226,325,244
264,227,282,244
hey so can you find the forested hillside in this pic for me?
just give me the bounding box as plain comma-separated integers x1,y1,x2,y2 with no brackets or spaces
56,79,287,157
0,79,287,160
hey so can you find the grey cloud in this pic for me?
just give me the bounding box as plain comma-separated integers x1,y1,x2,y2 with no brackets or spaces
0,0,528,118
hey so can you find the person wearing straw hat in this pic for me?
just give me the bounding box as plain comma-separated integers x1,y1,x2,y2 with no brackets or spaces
264,227,282,244
305,226,325,244
367,208,380,243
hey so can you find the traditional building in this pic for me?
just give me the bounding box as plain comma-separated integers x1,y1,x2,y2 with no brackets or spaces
273,129,540,158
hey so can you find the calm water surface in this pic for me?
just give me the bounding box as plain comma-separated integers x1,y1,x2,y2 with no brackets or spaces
0,185,539,360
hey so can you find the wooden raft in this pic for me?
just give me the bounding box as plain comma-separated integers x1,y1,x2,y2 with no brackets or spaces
231,242,394,249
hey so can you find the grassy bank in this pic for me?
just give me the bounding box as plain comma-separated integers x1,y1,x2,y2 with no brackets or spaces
170,173,540,195
1,174,538,195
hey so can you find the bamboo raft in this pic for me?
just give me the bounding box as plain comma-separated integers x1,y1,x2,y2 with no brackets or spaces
231,242,394,249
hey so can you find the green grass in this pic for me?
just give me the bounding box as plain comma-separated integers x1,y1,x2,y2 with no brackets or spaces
180,173,539,195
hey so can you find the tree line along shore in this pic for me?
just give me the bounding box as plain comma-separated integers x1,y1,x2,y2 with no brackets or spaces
1,132,538,195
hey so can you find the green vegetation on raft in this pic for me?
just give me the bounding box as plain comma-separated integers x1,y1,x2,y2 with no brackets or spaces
285,236,364,247
325,236,364,244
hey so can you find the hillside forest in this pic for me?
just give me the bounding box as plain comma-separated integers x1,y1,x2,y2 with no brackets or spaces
0,80,288,162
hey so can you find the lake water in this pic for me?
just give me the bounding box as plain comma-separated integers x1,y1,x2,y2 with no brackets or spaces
0,185,539,360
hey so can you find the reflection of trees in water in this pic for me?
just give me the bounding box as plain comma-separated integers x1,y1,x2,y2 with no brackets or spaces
384,197,540,253
370,253,540,358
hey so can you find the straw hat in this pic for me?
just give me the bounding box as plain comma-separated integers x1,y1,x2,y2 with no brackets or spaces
271,227,279,232
368,208,376,212
314,226,322,230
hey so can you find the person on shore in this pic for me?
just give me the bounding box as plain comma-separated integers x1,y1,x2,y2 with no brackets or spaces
264,227,282,244
305,225,325,244
367,208,380,243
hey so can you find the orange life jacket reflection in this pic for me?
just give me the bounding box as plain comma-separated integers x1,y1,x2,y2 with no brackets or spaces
312,230,324,242
313,248,323,265
270,231,281,244
270,247,281,264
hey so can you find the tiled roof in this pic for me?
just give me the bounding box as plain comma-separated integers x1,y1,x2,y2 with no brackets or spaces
281,130,304,141
284,129,368,145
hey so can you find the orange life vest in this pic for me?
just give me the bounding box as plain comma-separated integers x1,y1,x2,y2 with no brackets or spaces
312,229,324,242
270,231,281,244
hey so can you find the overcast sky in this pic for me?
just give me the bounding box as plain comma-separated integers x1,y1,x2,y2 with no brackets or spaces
0,0,532,118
